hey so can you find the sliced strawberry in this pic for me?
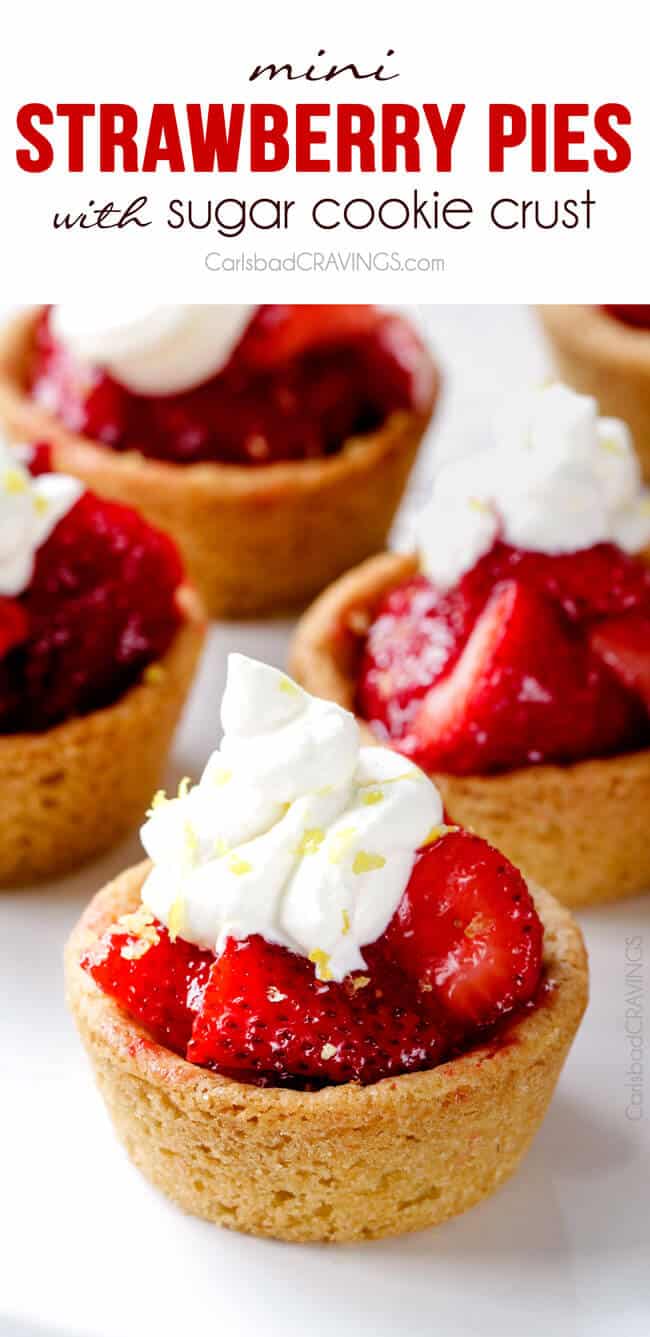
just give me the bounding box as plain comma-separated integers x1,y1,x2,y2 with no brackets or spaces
411,579,642,774
188,934,449,1086
235,304,382,371
357,576,483,743
384,830,543,1029
590,613,650,712
26,442,53,477
469,541,650,625
358,311,435,416
0,598,28,659
82,918,213,1055
9,492,184,730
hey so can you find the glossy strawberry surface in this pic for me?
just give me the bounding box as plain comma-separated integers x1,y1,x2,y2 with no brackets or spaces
0,491,183,732
188,934,450,1087
384,831,543,1028
82,918,213,1054
590,612,650,710
84,830,544,1088
358,541,650,773
411,580,643,774
31,306,425,466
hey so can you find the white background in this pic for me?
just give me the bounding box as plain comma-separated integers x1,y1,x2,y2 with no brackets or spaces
1,306,649,1337
1,0,648,301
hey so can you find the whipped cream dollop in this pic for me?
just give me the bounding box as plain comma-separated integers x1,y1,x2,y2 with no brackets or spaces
0,438,83,596
140,654,442,982
418,383,650,590
50,303,256,397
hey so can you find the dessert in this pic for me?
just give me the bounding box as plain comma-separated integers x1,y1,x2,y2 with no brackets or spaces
66,654,587,1243
538,305,650,483
0,437,204,883
290,384,650,908
0,305,439,617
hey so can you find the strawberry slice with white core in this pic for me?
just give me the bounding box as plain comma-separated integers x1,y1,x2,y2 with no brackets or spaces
411,579,641,774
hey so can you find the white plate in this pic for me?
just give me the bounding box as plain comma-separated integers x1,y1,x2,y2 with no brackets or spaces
2,308,649,1337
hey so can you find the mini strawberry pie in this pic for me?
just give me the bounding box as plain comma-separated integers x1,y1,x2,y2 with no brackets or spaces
290,384,650,909
66,654,587,1243
0,304,438,617
0,435,204,884
538,305,650,483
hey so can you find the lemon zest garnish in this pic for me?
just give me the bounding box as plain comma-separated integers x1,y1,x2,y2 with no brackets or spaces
464,912,495,940
183,821,199,862
116,906,160,959
267,985,287,1003
146,788,167,817
361,788,383,806
350,974,370,992
116,906,156,935
212,767,232,787
352,851,386,875
341,908,351,935
309,949,333,981
328,827,356,864
423,823,460,846
294,827,325,857
177,776,192,799
320,1042,337,1061
468,496,491,513
143,663,165,684
4,468,28,495
33,493,50,516
228,854,252,876
120,937,156,961
167,895,185,943
358,772,418,787
214,835,230,857
279,675,300,696
599,436,625,455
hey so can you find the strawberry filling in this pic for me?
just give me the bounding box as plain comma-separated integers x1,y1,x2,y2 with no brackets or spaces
0,477,183,732
358,541,650,774
30,305,426,466
603,305,650,329
82,829,544,1089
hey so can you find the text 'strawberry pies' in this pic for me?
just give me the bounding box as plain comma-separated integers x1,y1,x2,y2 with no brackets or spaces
0,437,204,884
66,654,587,1243
290,384,650,909
538,305,650,483
0,305,439,617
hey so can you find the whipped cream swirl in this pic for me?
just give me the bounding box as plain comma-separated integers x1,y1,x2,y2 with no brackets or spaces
0,438,83,596
140,655,442,982
50,303,256,397
418,383,650,590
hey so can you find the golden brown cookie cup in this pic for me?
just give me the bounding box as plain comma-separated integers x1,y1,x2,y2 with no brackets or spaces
289,553,650,909
66,861,587,1244
0,587,204,886
537,305,650,482
0,309,439,619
